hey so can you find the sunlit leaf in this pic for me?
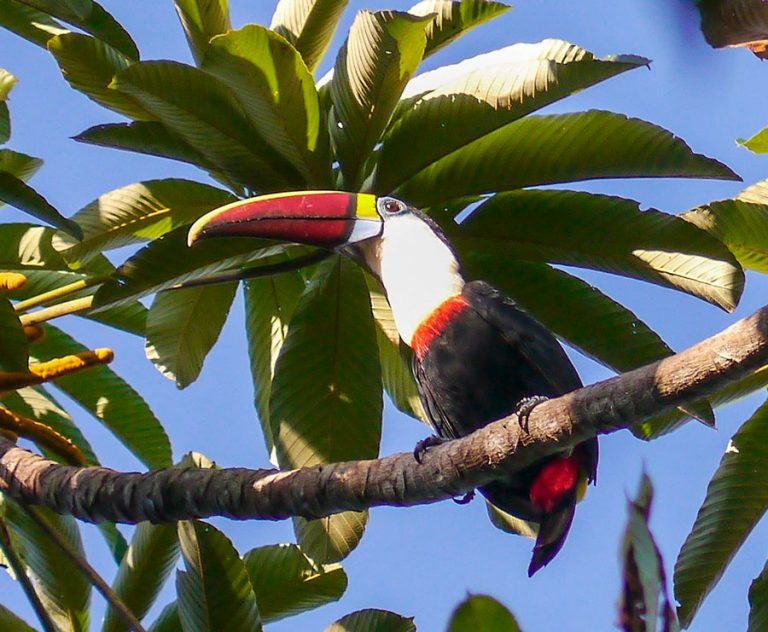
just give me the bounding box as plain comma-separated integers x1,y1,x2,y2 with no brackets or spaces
270,0,349,72
330,10,432,189
739,126,768,154
0,68,15,144
103,523,180,632
675,399,768,627
202,24,332,186
0,224,70,272
377,40,647,193
293,512,368,565
0,0,69,49
395,111,739,208
0,148,42,182
31,324,172,468
448,594,521,632
174,0,231,64
145,281,237,388
0,171,82,237
243,543,347,622
443,189,744,311
325,609,415,632
176,521,262,632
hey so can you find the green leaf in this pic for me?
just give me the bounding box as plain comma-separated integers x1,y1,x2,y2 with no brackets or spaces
2,499,90,632
112,61,304,191
0,171,83,237
675,399,768,626
174,0,231,64
0,298,28,372
444,189,744,311
31,324,172,468
0,224,70,272
270,0,349,72
0,0,69,49
620,473,678,632
0,604,36,631
270,257,381,561
749,561,768,632
92,226,281,308
0,68,16,101
103,523,180,632
448,594,521,632
202,24,332,187
244,269,306,459
683,180,768,273
376,40,647,194
243,543,347,623
367,279,426,421
0,148,43,182
176,521,262,632
48,33,149,120
330,10,432,189
97,522,128,565
54,178,235,264
325,609,416,632
0,68,15,144
149,602,182,632
292,511,367,566
740,126,768,154
1,386,99,464
18,0,138,58
395,110,740,207
145,281,237,388
409,0,510,57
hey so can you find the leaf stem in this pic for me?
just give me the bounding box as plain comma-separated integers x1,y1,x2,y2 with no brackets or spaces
19,296,94,326
14,276,106,312
22,506,148,632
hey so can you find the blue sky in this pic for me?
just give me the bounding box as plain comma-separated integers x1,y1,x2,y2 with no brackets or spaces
2,1,768,630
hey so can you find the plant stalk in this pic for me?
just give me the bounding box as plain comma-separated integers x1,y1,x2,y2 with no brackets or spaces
19,296,94,326
14,277,107,313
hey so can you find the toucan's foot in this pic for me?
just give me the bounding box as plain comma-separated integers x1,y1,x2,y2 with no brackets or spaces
452,490,475,505
413,435,448,463
515,396,549,432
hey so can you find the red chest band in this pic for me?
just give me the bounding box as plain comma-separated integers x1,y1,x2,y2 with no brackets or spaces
411,295,469,359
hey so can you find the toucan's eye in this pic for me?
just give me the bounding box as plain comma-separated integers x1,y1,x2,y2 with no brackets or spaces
380,198,405,216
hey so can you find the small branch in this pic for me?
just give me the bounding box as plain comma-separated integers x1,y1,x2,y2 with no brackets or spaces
13,277,105,313
19,296,95,326
0,304,766,525
22,506,147,632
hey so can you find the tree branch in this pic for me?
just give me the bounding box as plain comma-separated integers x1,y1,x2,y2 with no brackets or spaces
0,305,767,525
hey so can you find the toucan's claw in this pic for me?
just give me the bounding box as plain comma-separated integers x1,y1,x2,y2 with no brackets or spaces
515,396,549,433
413,434,448,463
452,490,475,505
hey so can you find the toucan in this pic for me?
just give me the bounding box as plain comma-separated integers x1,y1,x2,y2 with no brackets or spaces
188,190,598,575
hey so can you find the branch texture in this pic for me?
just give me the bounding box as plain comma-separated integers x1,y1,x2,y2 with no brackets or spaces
1,305,767,524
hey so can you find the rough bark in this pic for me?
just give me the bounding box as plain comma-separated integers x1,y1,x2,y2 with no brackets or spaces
0,304,767,525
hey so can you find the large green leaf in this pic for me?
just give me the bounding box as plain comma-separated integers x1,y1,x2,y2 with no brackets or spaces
0,224,70,272
176,521,262,632
202,25,332,187
1,386,98,464
0,171,82,237
0,148,43,182
330,10,432,190
367,280,426,421
18,0,138,57
376,40,647,194
2,499,90,632
683,179,768,273
409,0,510,57
270,0,349,72
48,33,149,120
54,179,235,263
243,543,347,623
149,603,182,632
674,399,768,627
448,594,522,632
270,257,381,561
112,61,304,191
145,281,237,388
174,0,231,64
325,609,415,632
395,110,739,207
444,189,744,311
749,561,768,632
0,604,36,632
0,297,28,372
103,523,180,632
92,226,281,308
0,0,68,49
31,324,172,468
244,269,306,459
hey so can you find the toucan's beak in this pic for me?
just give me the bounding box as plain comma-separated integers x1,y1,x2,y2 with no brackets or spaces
187,191,382,249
